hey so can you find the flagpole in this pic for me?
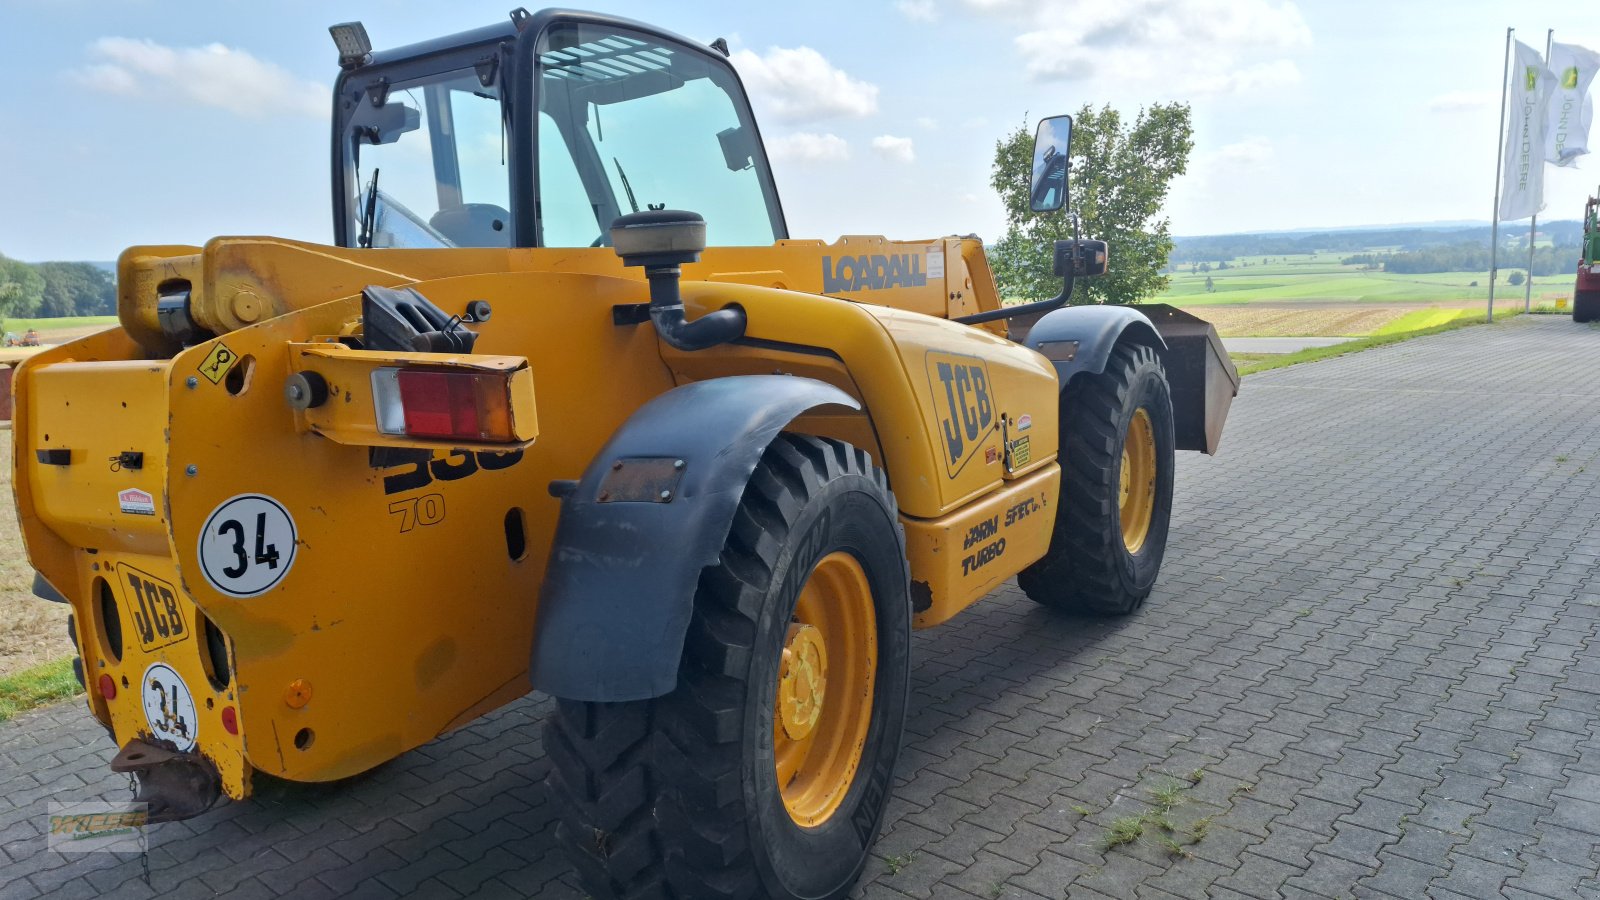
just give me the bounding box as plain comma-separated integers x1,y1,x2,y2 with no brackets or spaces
1490,27,1514,323
1527,28,1554,312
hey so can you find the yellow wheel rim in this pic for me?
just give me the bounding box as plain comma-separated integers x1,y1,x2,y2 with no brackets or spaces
775,551,876,828
1119,408,1157,554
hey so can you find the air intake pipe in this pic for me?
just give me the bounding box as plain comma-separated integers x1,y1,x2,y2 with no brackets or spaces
610,210,746,351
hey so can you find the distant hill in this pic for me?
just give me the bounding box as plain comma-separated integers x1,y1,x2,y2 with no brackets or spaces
27,260,116,274
1172,221,1582,264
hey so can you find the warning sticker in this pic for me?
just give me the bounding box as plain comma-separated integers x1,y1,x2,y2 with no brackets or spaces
118,488,156,516
927,247,945,280
196,342,238,385
1007,436,1032,469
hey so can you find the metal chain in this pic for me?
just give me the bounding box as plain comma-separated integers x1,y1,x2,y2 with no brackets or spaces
126,773,151,887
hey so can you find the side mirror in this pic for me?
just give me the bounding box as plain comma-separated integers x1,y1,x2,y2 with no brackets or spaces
1029,115,1073,213
717,126,754,172
355,102,421,146
1053,239,1109,278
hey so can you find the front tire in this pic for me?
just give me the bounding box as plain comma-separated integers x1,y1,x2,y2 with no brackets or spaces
1574,289,1600,323
1019,341,1176,615
546,435,911,900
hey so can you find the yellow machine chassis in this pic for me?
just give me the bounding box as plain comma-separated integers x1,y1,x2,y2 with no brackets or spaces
15,235,1064,800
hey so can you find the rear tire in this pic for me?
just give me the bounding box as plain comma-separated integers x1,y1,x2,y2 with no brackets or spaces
1574,290,1600,323
67,614,85,690
1019,342,1175,615
545,435,911,900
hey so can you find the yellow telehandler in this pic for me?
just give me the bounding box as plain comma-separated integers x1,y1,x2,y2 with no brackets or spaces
14,9,1236,898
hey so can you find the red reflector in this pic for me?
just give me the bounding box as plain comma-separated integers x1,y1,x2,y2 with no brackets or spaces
395,369,513,441
221,706,239,735
98,674,117,700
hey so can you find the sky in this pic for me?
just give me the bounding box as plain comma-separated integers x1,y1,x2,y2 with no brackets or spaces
2,0,1599,261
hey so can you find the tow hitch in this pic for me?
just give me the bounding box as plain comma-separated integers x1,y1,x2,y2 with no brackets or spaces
110,740,222,823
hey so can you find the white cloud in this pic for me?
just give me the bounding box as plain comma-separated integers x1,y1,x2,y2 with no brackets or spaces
970,0,1311,97
916,116,939,129
1186,60,1302,96
74,37,324,118
871,135,917,163
1216,137,1275,165
1428,90,1499,113
897,0,940,21
731,46,879,122
769,132,851,163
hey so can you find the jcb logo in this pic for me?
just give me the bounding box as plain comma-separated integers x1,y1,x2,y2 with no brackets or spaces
926,352,995,477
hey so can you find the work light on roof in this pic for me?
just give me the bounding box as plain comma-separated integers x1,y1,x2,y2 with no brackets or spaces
328,22,372,69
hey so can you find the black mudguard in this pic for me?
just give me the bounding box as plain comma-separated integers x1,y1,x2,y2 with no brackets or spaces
530,375,859,702
1022,304,1237,453
1022,304,1166,385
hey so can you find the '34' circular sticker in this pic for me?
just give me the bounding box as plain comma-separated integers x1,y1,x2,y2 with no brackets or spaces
197,494,297,597
142,662,197,752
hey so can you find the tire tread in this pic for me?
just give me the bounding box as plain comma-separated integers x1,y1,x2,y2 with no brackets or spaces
546,434,900,900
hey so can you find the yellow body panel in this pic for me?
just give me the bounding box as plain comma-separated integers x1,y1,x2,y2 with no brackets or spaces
902,466,1060,628
18,235,1067,798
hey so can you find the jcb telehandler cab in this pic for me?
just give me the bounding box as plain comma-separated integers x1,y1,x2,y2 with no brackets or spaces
15,9,1236,899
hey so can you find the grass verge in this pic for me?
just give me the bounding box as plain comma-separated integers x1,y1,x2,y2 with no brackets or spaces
1369,307,1485,335
1231,309,1522,377
2,315,117,332
0,657,82,723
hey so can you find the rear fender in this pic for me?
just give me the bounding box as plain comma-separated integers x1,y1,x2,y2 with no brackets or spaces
530,375,859,702
1022,304,1238,454
1021,303,1165,385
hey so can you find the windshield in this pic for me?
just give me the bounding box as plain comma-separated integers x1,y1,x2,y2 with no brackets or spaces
535,24,783,248
348,68,509,249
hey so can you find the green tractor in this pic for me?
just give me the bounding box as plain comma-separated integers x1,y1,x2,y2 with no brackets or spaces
1575,193,1600,322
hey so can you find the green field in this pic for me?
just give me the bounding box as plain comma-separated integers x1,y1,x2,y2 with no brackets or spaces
1158,253,1564,306
3,315,117,332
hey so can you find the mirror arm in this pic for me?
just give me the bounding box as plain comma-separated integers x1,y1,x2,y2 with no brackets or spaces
953,272,1073,325
955,213,1082,326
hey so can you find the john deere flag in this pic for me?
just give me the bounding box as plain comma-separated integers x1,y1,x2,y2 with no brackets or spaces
1545,42,1600,167
1500,40,1553,221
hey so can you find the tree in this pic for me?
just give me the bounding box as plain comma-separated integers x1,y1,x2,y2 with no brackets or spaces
35,263,116,317
1508,271,1526,286
0,255,44,320
989,103,1194,304
1204,276,1215,293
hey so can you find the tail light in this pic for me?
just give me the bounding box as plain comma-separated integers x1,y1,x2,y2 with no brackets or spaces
372,368,518,443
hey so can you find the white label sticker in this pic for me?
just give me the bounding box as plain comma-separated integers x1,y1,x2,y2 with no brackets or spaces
118,489,156,516
141,662,198,752
197,494,298,598
927,248,945,280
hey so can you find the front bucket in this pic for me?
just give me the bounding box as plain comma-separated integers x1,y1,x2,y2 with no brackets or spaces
1134,304,1239,455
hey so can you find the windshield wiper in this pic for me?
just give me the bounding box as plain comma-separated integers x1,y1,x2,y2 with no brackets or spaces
612,157,639,214
358,168,381,249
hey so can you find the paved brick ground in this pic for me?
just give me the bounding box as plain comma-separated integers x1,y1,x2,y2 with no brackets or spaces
4,315,1600,899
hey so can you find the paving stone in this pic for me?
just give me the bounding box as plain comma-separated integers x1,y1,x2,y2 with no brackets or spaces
3,318,1600,900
